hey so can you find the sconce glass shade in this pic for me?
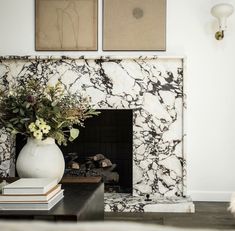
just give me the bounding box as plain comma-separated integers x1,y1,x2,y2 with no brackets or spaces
211,3,234,31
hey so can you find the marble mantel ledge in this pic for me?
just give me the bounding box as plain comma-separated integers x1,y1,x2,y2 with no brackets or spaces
0,55,185,61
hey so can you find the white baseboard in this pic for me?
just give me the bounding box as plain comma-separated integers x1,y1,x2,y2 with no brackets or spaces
188,190,234,202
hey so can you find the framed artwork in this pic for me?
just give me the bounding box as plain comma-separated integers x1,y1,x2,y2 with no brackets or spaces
103,0,166,51
35,0,98,51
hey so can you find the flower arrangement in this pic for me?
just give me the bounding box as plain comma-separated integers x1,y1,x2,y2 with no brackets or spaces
0,77,99,145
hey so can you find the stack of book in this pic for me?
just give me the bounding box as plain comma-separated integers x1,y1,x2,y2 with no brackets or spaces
0,178,64,210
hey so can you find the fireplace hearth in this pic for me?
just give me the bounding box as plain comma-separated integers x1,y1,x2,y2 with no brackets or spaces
62,109,133,193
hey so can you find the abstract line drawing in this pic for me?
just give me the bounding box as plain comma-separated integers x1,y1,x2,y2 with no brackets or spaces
36,0,98,51
56,0,80,49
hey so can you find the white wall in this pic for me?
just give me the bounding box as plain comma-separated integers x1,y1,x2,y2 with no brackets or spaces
0,0,235,201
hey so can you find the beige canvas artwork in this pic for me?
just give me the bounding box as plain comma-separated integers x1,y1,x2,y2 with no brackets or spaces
36,0,98,50
103,0,166,51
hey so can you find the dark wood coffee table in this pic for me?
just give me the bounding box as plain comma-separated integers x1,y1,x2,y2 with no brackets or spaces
0,177,104,222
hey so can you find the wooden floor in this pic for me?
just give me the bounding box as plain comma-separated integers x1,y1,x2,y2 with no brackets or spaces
105,202,235,229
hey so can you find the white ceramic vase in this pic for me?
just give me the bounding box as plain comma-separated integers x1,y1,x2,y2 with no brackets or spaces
16,137,65,182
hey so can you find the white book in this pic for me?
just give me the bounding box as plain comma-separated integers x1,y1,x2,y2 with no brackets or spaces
3,178,58,195
0,185,62,202
0,190,64,210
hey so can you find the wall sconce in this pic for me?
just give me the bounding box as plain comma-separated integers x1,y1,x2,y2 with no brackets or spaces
211,3,234,40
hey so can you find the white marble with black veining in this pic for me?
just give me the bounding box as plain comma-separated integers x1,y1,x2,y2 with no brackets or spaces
0,129,15,177
104,193,194,213
0,56,189,211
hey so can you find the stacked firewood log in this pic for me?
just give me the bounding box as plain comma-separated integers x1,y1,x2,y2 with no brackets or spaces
65,154,119,183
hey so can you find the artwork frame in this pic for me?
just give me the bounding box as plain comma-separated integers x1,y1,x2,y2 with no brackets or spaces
35,0,98,51
102,0,166,51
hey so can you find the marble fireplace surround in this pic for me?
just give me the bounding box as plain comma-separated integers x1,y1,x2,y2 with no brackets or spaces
0,56,194,213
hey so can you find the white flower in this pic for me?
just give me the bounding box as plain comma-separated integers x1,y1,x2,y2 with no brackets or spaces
35,118,46,128
28,122,36,132
33,130,43,140
41,124,51,134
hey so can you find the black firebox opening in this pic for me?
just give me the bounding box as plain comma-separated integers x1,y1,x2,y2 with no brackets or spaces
15,109,133,193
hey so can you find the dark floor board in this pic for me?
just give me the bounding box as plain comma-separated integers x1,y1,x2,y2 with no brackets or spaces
104,202,235,229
